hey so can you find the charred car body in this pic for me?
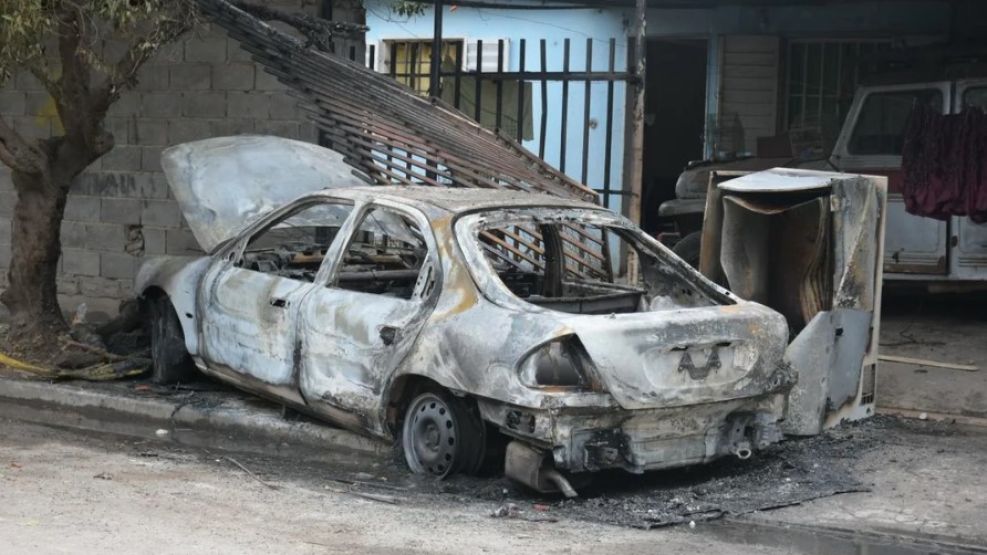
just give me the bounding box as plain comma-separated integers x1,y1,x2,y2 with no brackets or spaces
137,136,797,494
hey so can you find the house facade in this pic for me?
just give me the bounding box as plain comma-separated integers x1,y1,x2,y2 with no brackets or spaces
641,0,965,231
0,0,977,318
365,0,971,232
363,0,632,212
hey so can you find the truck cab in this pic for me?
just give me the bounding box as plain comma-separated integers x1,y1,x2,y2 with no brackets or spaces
830,78,987,281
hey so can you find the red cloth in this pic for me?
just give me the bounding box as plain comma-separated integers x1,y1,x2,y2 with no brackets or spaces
902,105,987,224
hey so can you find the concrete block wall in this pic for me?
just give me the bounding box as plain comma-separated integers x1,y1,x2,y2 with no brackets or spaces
0,5,318,322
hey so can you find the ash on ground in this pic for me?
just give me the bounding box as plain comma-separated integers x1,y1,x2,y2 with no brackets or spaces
425,418,899,529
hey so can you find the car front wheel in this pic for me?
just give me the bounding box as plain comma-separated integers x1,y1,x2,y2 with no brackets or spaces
401,390,486,478
147,296,197,385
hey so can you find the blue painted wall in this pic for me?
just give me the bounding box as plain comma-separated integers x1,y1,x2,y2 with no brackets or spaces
364,1,631,211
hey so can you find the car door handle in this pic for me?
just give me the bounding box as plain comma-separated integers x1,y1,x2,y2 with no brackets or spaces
379,325,399,346
270,297,289,309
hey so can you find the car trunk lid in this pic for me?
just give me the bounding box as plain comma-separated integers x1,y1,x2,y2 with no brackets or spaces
565,303,790,410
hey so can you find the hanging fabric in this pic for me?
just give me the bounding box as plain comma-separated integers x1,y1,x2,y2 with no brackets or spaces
902,104,987,223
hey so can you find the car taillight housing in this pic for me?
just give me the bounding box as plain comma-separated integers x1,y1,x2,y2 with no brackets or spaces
518,335,600,390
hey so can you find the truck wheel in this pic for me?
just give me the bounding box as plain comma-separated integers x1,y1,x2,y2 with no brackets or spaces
672,231,702,268
402,389,486,478
147,296,196,385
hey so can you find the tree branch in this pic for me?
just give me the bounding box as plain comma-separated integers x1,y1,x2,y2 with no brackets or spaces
95,24,192,115
28,59,58,96
54,5,95,145
91,6,197,122
231,1,367,52
0,115,43,175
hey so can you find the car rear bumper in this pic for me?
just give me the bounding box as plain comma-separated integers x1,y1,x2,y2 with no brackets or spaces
481,393,786,474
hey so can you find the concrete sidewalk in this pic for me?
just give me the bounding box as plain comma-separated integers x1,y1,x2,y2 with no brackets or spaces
0,376,388,462
746,418,987,548
878,294,987,419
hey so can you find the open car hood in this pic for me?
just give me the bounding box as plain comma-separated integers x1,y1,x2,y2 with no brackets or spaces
161,135,367,252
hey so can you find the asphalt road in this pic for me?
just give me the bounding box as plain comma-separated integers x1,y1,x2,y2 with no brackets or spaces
0,418,794,555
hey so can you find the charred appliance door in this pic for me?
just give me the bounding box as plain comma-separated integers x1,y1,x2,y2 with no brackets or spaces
297,205,438,433
701,169,886,435
198,201,353,404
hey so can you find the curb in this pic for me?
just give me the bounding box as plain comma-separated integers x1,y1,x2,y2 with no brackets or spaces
722,517,987,555
0,377,390,461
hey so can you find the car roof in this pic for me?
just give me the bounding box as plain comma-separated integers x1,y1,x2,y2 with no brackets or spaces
313,185,603,215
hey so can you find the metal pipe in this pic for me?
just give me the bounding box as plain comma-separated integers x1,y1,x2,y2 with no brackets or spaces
430,0,443,98
624,0,647,225
543,468,579,498
733,441,752,460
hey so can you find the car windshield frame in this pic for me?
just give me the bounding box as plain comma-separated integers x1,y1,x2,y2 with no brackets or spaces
846,88,944,156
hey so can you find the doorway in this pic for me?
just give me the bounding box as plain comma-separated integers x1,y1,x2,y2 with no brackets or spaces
641,39,708,235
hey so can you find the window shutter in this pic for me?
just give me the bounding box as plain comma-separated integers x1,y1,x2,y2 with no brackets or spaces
372,40,387,73
465,39,510,72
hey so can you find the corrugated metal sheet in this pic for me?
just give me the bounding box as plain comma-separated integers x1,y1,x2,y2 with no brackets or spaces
197,0,597,204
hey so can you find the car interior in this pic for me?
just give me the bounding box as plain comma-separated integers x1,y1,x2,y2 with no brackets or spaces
237,204,428,300
478,217,721,315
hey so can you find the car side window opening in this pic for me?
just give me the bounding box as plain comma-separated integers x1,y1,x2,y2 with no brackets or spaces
847,89,943,155
235,202,354,283
331,207,430,301
479,216,719,315
963,87,987,111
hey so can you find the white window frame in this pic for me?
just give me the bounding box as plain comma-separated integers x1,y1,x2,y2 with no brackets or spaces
370,37,510,75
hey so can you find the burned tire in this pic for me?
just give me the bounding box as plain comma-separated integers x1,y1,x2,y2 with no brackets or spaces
672,231,702,268
147,296,196,385
402,390,486,478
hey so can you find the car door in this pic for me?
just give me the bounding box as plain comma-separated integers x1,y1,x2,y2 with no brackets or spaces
831,82,951,276
297,201,440,432
950,79,987,279
197,198,354,404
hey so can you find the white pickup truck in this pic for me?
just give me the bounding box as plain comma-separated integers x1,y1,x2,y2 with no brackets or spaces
662,76,987,287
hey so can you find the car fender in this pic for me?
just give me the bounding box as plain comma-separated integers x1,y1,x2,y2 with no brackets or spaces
135,255,212,355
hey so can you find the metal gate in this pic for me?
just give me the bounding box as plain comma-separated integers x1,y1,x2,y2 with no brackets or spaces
365,37,635,209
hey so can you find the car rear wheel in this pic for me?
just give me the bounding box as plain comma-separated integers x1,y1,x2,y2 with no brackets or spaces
147,296,197,385
402,390,486,478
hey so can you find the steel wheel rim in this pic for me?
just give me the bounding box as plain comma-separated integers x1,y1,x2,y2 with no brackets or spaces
403,394,458,477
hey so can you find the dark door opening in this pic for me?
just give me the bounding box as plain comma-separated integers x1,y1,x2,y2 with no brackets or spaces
641,39,708,235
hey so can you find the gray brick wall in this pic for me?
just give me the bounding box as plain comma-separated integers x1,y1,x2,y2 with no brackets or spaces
0,5,321,322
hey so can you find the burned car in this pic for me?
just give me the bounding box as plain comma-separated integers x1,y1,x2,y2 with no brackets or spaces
137,136,794,495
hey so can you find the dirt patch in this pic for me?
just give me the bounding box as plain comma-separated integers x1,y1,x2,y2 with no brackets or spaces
0,306,151,382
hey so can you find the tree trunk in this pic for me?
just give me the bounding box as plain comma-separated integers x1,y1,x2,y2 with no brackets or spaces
1,169,71,345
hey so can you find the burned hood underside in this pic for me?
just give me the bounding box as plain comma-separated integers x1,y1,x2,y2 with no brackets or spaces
161,135,367,252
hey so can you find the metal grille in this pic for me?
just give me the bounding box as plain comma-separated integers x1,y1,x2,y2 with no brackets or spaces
784,40,891,134
368,37,632,209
